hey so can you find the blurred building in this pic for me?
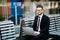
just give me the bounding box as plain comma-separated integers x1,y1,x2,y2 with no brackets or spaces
23,1,60,18
0,0,23,25
24,0,59,2
0,0,10,19
23,0,60,14
0,0,60,25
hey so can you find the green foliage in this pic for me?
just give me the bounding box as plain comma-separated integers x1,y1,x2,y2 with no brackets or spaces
0,15,5,21
0,0,2,3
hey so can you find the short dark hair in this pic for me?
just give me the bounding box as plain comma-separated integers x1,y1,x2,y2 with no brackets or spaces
36,4,43,9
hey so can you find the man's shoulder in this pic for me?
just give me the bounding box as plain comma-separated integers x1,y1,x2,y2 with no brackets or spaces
43,14,50,19
43,14,49,17
35,16,38,18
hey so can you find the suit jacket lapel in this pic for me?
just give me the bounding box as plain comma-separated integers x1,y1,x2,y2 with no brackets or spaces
40,14,44,26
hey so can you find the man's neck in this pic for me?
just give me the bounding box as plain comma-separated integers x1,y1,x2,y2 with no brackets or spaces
38,13,43,16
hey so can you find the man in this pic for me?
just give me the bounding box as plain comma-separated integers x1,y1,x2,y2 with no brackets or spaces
32,4,50,40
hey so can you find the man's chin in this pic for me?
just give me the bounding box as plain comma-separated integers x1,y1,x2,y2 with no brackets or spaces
38,14,42,15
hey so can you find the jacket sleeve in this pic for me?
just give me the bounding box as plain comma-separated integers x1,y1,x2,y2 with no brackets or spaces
32,16,37,31
40,17,50,35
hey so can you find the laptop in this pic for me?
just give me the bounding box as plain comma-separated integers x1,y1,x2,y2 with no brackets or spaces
22,27,36,36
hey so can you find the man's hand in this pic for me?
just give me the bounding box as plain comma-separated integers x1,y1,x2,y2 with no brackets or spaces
34,31,40,35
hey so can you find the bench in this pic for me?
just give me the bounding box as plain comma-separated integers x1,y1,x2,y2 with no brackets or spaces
49,15,60,35
0,20,16,40
22,14,60,40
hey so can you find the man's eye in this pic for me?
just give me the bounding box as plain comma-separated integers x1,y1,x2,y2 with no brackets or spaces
37,10,41,11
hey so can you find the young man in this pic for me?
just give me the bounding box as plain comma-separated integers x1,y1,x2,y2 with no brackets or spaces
32,4,50,40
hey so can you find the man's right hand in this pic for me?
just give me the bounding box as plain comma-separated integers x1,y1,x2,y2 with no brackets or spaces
34,31,40,35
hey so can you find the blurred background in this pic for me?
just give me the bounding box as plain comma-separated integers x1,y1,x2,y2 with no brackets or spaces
0,0,60,25
0,0,60,40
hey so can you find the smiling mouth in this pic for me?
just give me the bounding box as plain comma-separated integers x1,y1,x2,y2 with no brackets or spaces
38,13,42,15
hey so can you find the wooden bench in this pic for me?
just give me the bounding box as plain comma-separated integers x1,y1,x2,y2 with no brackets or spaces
48,15,60,40
0,20,16,40
22,14,60,40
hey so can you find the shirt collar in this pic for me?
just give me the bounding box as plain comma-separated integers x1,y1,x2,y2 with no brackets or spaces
38,13,43,18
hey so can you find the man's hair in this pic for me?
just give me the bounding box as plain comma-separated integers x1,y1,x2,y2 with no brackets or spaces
36,4,43,9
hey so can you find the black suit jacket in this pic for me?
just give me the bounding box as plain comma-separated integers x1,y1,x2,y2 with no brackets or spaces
32,14,50,37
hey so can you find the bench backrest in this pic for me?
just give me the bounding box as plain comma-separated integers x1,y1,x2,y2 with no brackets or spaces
0,20,16,40
55,15,60,31
23,15,60,33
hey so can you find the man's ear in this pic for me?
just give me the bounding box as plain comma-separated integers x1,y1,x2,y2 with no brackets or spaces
42,9,44,13
43,9,46,13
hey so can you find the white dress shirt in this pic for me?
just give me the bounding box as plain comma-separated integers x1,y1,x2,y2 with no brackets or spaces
37,14,43,32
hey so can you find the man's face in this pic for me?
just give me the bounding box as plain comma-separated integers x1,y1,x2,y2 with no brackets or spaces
36,7,43,15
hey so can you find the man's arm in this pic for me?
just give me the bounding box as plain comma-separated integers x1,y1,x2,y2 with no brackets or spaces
40,16,50,35
32,16,40,35
32,16,37,31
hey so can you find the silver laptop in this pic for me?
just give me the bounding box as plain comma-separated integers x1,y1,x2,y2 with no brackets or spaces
22,27,36,36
